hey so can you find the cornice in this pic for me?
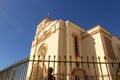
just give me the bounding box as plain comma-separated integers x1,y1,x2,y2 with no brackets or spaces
81,25,111,40
65,20,85,32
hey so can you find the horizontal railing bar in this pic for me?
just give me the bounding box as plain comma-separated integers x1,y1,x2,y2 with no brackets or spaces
28,59,120,64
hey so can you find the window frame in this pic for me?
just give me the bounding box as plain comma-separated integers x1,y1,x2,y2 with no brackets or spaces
72,33,80,57
104,36,115,59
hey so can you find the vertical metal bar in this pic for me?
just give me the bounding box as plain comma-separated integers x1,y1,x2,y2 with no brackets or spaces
111,61,116,80
18,65,21,80
3,72,5,80
92,56,97,80
13,69,16,80
12,71,15,80
20,59,24,80
76,56,80,80
7,71,10,80
42,56,45,79
98,56,104,80
20,61,25,80
81,56,84,80
17,63,21,80
46,55,50,80
24,58,29,80
117,57,120,80
64,56,67,80
5,69,9,80
58,56,61,80
18,64,21,80
19,64,22,80
15,68,18,80
29,55,35,80
70,56,72,80
75,56,77,80
22,58,28,80
53,55,56,74
23,59,26,80
48,55,51,80
22,58,25,80
116,57,120,80
87,56,91,80
35,55,40,80
104,57,110,80
48,55,50,70
53,55,56,80
21,63,24,80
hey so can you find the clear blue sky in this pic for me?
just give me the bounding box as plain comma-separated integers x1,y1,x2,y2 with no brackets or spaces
0,0,120,69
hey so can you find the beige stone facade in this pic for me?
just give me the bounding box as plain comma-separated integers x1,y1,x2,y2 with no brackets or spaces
26,17,120,80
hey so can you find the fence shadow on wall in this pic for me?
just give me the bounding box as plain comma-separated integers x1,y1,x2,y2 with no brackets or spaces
0,55,120,80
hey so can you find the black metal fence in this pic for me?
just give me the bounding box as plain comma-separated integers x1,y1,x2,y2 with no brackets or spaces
0,58,28,80
0,56,120,80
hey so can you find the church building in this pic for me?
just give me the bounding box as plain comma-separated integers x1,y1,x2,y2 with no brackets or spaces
26,17,120,80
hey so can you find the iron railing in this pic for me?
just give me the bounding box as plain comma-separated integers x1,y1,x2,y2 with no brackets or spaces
0,56,120,80
0,58,29,80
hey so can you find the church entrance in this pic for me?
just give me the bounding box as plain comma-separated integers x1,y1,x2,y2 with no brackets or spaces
30,63,46,80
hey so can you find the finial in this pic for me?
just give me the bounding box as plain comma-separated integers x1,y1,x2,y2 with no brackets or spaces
47,12,50,18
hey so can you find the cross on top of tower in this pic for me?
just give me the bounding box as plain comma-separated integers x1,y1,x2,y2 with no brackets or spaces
47,12,50,18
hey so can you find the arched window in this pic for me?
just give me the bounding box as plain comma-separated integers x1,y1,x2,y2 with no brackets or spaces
73,35,80,57
37,43,48,60
74,36,79,56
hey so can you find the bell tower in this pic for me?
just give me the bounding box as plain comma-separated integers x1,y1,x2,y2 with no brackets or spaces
26,17,66,80
26,17,85,80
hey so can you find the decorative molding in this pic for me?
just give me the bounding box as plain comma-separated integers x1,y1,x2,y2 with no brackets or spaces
100,30,112,39
32,27,65,47
81,29,100,40
36,20,58,36
81,27,111,40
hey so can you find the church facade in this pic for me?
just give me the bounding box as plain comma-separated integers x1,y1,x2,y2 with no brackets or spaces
26,17,120,80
